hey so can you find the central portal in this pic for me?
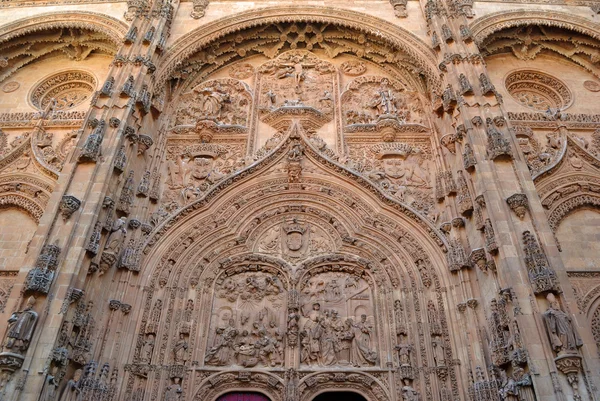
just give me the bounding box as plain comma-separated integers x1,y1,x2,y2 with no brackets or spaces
313,392,368,401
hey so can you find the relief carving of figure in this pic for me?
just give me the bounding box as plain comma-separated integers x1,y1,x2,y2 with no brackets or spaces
164,378,182,401
141,334,155,364
542,293,582,354
351,314,377,366
59,369,82,401
205,318,238,366
104,217,127,255
5,296,38,353
172,333,188,364
432,336,445,366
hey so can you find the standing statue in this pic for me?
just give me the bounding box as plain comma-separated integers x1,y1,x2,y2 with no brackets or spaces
542,293,582,354
351,314,377,366
141,334,155,364
60,369,82,401
40,366,59,401
104,217,127,255
499,369,519,401
164,377,182,401
432,336,445,366
173,333,188,364
395,343,412,366
5,296,38,353
402,385,419,401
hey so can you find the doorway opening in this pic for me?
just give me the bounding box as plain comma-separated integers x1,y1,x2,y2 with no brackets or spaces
216,392,271,401
313,392,368,401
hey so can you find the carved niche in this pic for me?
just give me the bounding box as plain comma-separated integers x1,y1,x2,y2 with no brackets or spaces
205,267,287,368
298,266,378,367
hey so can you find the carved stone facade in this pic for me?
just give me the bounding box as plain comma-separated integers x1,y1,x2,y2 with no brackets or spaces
0,2,599,401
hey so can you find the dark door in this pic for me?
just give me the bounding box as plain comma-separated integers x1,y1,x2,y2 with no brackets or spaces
216,392,271,401
313,392,368,401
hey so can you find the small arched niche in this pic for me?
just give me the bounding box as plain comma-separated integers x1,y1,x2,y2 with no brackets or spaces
313,391,368,401
216,392,272,401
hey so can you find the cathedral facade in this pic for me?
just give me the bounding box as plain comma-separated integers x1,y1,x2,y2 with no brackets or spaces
0,0,599,400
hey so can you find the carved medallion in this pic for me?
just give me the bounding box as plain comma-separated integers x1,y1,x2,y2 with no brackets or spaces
505,70,572,111
583,80,600,92
29,71,96,111
2,81,19,93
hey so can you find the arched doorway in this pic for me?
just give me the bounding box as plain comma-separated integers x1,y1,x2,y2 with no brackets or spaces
216,392,271,401
313,391,367,401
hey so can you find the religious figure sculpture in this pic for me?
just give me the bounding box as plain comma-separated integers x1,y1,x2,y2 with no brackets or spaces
5,296,38,353
40,366,59,401
499,369,519,401
205,319,238,366
141,334,155,364
164,377,182,401
542,293,582,354
104,217,127,255
172,333,188,364
395,343,412,365
59,369,82,401
351,314,377,366
402,385,419,401
432,336,446,366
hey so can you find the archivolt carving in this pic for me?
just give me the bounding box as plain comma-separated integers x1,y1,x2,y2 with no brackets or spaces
155,6,440,93
298,371,390,401
472,10,600,78
0,193,45,222
193,372,283,401
0,12,125,82
470,10,600,46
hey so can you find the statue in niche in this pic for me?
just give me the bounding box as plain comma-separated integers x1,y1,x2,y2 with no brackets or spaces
401,385,419,401
59,369,82,401
499,370,519,401
432,336,445,366
299,271,377,367
395,343,412,366
5,296,38,353
104,217,127,255
172,333,188,364
40,366,59,401
141,334,155,364
542,293,582,355
164,377,182,401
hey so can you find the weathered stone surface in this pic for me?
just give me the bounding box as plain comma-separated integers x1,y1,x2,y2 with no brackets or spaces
0,2,599,401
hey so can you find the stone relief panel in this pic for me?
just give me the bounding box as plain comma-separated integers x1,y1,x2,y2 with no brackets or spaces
29,70,97,111
505,70,572,112
174,78,252,128
345,141,437,221
298,268,378,367
161,142,246,211
341,76,426,129
205,269,287,368
253,218,336,262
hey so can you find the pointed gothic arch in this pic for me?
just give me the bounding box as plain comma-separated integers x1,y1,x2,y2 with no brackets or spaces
155,6,441,93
